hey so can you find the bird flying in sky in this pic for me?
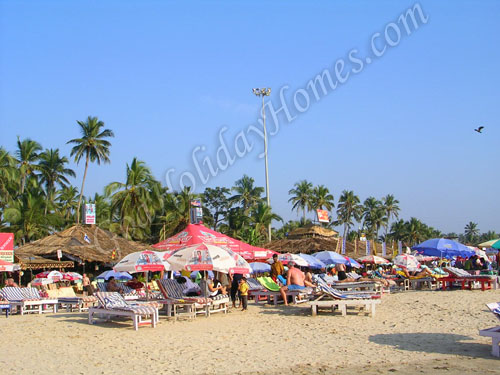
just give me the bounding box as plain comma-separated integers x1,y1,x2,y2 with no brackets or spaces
474,126,484,133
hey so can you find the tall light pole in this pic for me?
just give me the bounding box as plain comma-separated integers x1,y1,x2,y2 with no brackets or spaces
252,87,272,242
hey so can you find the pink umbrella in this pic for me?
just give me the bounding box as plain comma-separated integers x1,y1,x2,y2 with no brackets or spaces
35,270,63,281
357,255,390,264
62,272,83,281
394,254,421,271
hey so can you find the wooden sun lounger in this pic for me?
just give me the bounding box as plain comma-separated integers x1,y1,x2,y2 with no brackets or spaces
251,290,310,306
0,287,58,315
479,302,500,357
88,306,158,330
310,299,380,317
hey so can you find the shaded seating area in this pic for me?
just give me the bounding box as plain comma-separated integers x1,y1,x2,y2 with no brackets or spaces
251,276,312,306
156,279,212,318
88,292,159,330
46,287,97,312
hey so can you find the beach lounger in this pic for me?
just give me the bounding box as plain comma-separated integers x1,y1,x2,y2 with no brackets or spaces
199,280,230,316
310,284,381,317
0,287,58,315
444,267,498,291
479,302,500,357
157,279,211,318
89,292,159,330
46,287,98,312
253,277,312,306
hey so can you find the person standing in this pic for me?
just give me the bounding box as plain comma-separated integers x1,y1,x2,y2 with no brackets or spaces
270,254,284,282
238,277,249,311
229,273,243,308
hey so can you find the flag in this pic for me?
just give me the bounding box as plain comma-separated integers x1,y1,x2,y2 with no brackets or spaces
341,237,346,255
366,240,371,255
111,249,117,260
382,242,386,257
398,240,402,255
83,234,91,244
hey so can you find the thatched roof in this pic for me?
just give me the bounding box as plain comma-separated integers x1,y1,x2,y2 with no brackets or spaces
15,225,152,263
287,225,338,239
264,237,395,258
14,254,74,271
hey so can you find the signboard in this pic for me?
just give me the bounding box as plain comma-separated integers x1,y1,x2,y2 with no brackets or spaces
382,242,387,257
84,203,96,225
341,237,346,255
316,209,329,223
365,240,371,255
57,250,62,260
0,233,14,263
190,200,203,224
398,240,403,255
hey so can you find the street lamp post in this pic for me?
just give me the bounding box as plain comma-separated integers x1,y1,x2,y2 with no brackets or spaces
252,87,272,242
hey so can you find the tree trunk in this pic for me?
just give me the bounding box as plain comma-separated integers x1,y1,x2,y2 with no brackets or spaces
76,154,89,225
302,207,306,224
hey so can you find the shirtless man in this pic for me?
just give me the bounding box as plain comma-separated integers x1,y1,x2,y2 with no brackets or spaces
279,262,315,306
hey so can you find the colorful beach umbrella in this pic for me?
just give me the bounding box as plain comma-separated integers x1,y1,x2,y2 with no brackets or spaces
97,270,133,280
357,255,390,264
313,251,361,268
412,238,474,259
114,250,169,273
62,272,83,281
163,243,251,274
0,260,20,272
393,254,420,271
35,270,63,281
478,239,500,250
31,278,56,286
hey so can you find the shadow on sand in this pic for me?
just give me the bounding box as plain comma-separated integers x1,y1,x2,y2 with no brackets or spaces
369,332,493,359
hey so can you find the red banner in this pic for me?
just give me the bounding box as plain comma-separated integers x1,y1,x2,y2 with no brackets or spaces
0,233,14,263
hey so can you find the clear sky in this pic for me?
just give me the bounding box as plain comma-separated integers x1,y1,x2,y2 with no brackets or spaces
1,0,498,234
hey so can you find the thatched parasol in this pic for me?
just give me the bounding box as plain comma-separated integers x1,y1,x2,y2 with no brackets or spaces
14,225,152,263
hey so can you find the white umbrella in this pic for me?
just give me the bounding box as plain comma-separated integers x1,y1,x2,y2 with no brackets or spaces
269,253,309,267
163,243,251,274
394,254,421,271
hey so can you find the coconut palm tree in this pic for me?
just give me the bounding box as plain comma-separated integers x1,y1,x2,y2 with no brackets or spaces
336,190,362,239
230,175,264,214
362,197,382,238
311,185,335,211
288,180,313,224
67,116,114,224
56,185,80,223
404,217,425,246
381,194,400,239
0,147,16,208
160,187,199,238
250,202,282,241
464,221,480,244
105,158,162,240
15,137,42,194
38,148,75,213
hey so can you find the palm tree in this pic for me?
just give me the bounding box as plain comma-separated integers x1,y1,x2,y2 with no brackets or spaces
464,221,480,244
38,148,75,213
250,202,283,241
381,194,400,239
288,180,313,224
230,175,264,213
67,116,114,224
311,185,335,211
15,137,42,194
160,187,199,238
0,147,16,208
389,219,406,242
336,190,362,239
56,185,80,223
404,217,425,246
105,158,162,240
362,197,382,238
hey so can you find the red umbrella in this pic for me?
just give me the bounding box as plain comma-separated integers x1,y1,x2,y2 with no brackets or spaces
35,270,63,281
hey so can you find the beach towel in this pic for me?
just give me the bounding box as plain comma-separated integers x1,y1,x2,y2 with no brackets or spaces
277,275,287,286
257,277,281,292
246,278,264,291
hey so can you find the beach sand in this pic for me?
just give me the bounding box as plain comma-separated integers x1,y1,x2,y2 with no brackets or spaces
0,290,499,375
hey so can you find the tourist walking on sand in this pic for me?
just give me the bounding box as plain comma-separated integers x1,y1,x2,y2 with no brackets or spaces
270,254,284,282
238,276,249,311
229,272,243,308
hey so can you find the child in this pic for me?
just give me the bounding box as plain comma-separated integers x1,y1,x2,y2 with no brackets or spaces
238,277,249,311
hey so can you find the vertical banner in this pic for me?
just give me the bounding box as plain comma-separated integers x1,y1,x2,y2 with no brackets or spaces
341,237,346,255
354,239,357,255
0,233,14,262
84,203,96,225
335,238,340,253
382,242,387,257
366,240,371,255
398,240,403,255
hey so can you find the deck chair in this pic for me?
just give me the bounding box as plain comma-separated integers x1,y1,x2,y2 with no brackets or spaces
0,298,10,317
46,287,97,312
479,302,500,357
199,280,229,316
157,279,210,318
254,277,311,305
89,292,158,330
0,287,58,315
310,281,381,317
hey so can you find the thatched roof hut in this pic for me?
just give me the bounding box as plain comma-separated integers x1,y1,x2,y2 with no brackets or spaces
264,237,395,259
14,254,74,271
15,225,151,263
287,225,338,239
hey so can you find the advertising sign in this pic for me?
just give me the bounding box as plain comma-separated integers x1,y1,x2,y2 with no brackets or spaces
0,233,14,263
316,209,329,223
84,203,96,225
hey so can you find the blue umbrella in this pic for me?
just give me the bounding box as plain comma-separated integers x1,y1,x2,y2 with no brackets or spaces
298,253,326,270
313,251,350,266
249,262,271,274
346,257,362,268
97,270,132,280
412,238,475,259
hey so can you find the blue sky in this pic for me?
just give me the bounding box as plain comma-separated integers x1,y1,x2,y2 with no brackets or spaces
1,0,498,234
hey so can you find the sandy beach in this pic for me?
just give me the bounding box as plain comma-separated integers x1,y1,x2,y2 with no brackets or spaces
1,290,498,375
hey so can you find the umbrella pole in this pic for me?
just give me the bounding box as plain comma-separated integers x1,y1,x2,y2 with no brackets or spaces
145,271,149,300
